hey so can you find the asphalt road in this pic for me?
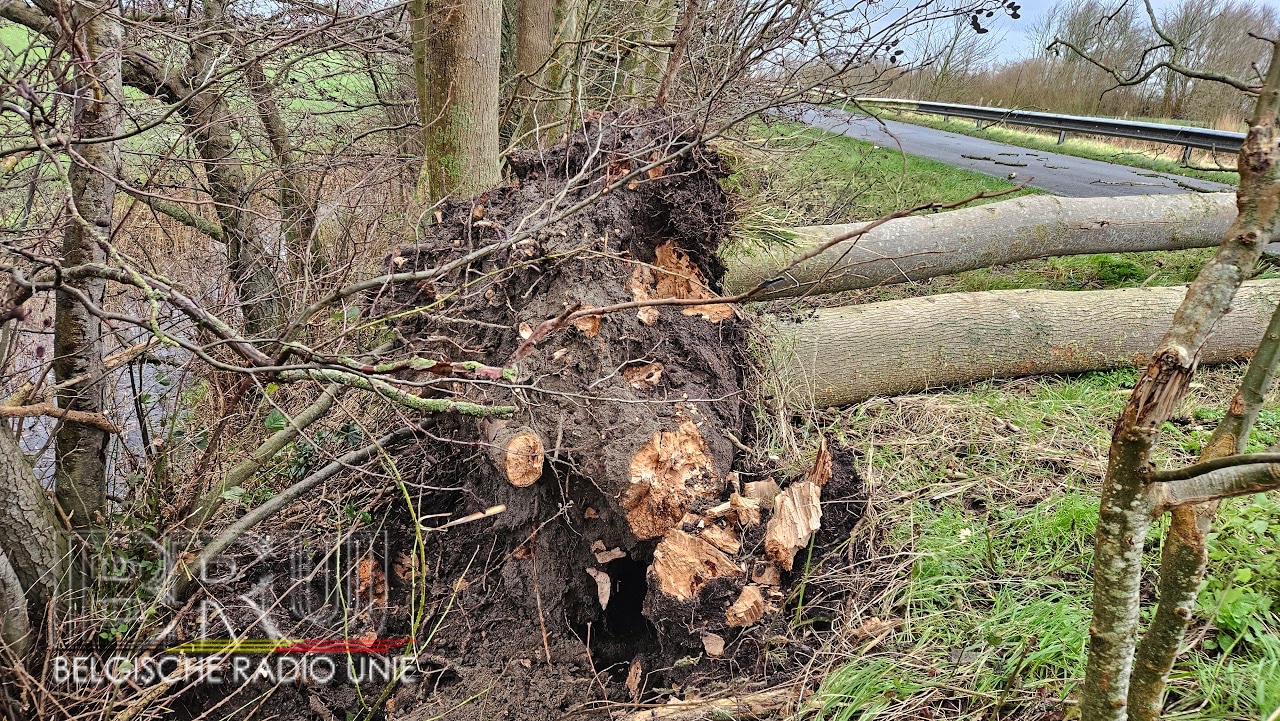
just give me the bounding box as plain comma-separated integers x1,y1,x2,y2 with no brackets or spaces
797,107,1234,197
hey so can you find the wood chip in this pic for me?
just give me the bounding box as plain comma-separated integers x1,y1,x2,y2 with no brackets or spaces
650,529,739,601
763,481,822,572
585,567,611,609
591,541,627,564
701,633,725,657
730,493,761,526
751,561,781,586
626,659,643,702
743,479,781,507
698,523,741,555
725,585,767,627
806,436,833,487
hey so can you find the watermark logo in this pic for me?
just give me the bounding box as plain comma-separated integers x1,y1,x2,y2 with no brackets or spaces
50,530,420,687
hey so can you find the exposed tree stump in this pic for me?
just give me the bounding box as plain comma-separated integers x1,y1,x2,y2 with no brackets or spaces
482,420,546,487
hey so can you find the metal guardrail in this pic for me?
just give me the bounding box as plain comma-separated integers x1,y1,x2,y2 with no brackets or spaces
817,92,1245,158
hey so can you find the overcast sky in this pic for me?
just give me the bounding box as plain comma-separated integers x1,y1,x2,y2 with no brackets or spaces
984,0,1277,61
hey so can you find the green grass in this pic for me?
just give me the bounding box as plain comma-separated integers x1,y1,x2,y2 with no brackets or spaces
724,121,1038,239
810,371,1280,720
857,107,1240,188
0,21,31,52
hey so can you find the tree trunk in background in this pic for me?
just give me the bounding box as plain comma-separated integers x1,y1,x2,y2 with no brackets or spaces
623,0,675,101
725,193,1238,299
185,0,284,337
243,58,320,280
414,0,502,201
768,280,1280,407
514,0,557,143
545,0,583,131
654,0,699,106
54,0,121,530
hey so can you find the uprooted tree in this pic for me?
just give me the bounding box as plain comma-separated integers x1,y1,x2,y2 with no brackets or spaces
0,0,1023,716
3,0,1280,717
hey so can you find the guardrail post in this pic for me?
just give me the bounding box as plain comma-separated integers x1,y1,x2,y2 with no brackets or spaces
975,119,983,129
1180,145,1193,165
1057,131,1067,145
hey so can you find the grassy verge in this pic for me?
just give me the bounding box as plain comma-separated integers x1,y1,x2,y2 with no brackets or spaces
730,113,1279,720
723,121,1038,235
846,106,1240,188
810,370,1280,720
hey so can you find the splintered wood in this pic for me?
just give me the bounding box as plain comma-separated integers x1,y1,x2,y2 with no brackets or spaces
725,584,767,627
650,529,739,601
763,437,831,572
627,240,736,325
624,411,719,539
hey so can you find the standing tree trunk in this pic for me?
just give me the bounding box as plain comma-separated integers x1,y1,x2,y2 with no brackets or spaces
54,0,122,530
0,426,66,613
544,0,583,132
1080,41,1280,721
654,0,699,106
243,58,320,281
414,0,502,201
184,0,285,336
514,0,557,144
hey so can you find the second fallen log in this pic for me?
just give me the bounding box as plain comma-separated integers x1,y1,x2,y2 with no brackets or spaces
768,280,1280,407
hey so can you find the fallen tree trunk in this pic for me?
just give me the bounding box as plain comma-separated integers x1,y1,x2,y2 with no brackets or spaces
768,280,1280,407
725,193,1238,299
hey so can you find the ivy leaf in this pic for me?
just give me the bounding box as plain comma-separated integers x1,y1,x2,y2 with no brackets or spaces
264,409,287,432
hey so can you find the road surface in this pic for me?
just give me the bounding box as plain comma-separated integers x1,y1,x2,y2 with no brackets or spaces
797,107,1234,197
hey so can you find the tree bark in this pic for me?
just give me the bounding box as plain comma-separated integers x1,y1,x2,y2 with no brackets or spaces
1081,43,1280,721
0,427,66,611
544,0,583,131
654,0,700,106
414,0,502,201
768,281,1280,408
54,0,121,530
1127,305,1280,719
724,193,1238,299
514,0,557,143
0,549,32,655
